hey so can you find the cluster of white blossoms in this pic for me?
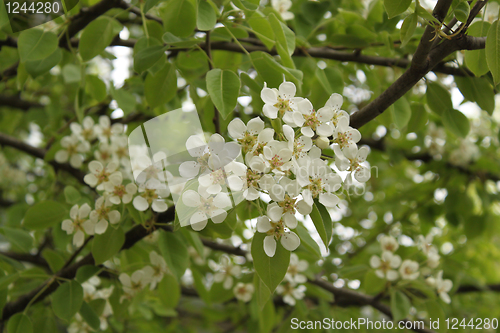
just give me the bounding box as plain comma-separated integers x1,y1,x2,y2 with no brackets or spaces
178,81,370,257
370,233,453,303
119,251,168,302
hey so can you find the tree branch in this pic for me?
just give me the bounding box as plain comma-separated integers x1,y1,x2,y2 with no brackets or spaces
0,132,86,184
0,94,43,111
1,206,175,323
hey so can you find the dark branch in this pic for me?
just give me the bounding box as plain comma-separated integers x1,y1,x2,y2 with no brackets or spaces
0,94,43,111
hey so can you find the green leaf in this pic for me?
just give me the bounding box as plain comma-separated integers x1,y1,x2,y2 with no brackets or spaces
79,301,100,330
64,186,81,205
0,272,20,290
134,45,166,73
18,29,58,62
52,280,84,321
158,230,189,280
92,226,125,265
269,13,295,68
309,202,329,248
62,64,81,84
464,21,491,76
111,86,136,115
25,48,62,78
232,0,259,10
41,249,65,272
158,273,180,308
400,12,418,48
455,76,495,115
425,82,453,116
425,300,446,333
76,265,101,284
390,290,411,322
145,62,178,108
391,96,411,129
407,102,428,133
206,68,241,119
251,232,290,293
7,313,33,333
442,109,470,138
454,1,470,23
0,227,33,252
248,14,275,50
162,0,196,38
79,17,121,61
295,224,321,257
254,274,272,310
316,68,344,95
197,1,217,31
416,5,440,25
250,51,302,88
383,0,411,18
86,75,107,103
485,20,500,85
23,200,68,230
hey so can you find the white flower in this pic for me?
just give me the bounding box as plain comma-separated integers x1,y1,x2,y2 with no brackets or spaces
95,115,124,142
54,134,90,168
283,125,312,160
261,81,302,120
334,145,371,183
292,99,335,138
266,180,310,227
94,142,117,165
89,197,121,234
209,255,241,289
262,140,293,175
142,251,168,289
228,117,266,153
179,134,240,179
399,259,420,280
181,188,232,231
119,270,148,302
380,235,399,252
295,157,342,208
233,282,254,302
370,251,401,281
426,271,453,304
244,128,275,163
320,93,349,127
285,253,308,284
276,281,306,306
257,215,300,257
417,234,439,256
198,161,247,195
427,252,441,268
132,178,169,212
271,0,294,21
84,161,122,190
61,204,94,247
104,181,137,205
70,116,96,141
331,116,361,152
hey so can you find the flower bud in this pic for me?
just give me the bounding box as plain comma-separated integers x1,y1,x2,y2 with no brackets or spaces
315,137,330,149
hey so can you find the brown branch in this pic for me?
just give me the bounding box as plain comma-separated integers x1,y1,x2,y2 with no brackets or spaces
0,252,50,270
0,132,86,184
1,206,175,323
0,94,43,111
456,284,500,293
117,0,163,24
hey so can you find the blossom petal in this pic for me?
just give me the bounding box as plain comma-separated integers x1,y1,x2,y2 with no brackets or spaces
257,216,272,232
280,231,300,251
133,196,149,211
264,236,277,257
179,161,200,178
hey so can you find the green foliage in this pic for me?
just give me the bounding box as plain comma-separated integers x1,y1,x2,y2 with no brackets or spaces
486,20,500,85
79,17,122,61
251,232,290,293
158,231,189,280
17,29,58,62
52,281,84,321
206,68,241,119
384,0,412,19
7,313,33,333
390,290,411,322
145,63,177,108
162,0,197,38
92,226,125,265
23,201,68,231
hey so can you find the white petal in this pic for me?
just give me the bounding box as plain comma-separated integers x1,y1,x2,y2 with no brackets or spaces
354,166,371,183
319,193,340,207
296,200,312,215
108,211,121,224
69,154,83,168
185,135,207,157
280,231,300,251
325,93,343,109
370,255,381,268
179,161,200,179
316,123,333,137
73,230,85,247
258,128,274,143
214,192,231,208
301,127,314,137
133,196,149,211
284,212,297,229
190,212,208,230
263,104,278,119
246,117,264,135
89,161,103,174
95,220,108,234
261,87,278,104
152,200,168,212
62,220,74,234
208,134,225,154
55,150,69,163
257,216,272,232
210,209,227,223
278,82,296,98
264,236,277,257
317,107,333,121
228,118,246,139
182,190,201,207
268,205,283,222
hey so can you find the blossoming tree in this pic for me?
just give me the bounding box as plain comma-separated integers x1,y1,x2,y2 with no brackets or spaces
1,0,500,332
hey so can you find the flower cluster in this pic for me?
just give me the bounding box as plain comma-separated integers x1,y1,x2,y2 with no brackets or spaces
177,81,370,257
369,233,453,303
